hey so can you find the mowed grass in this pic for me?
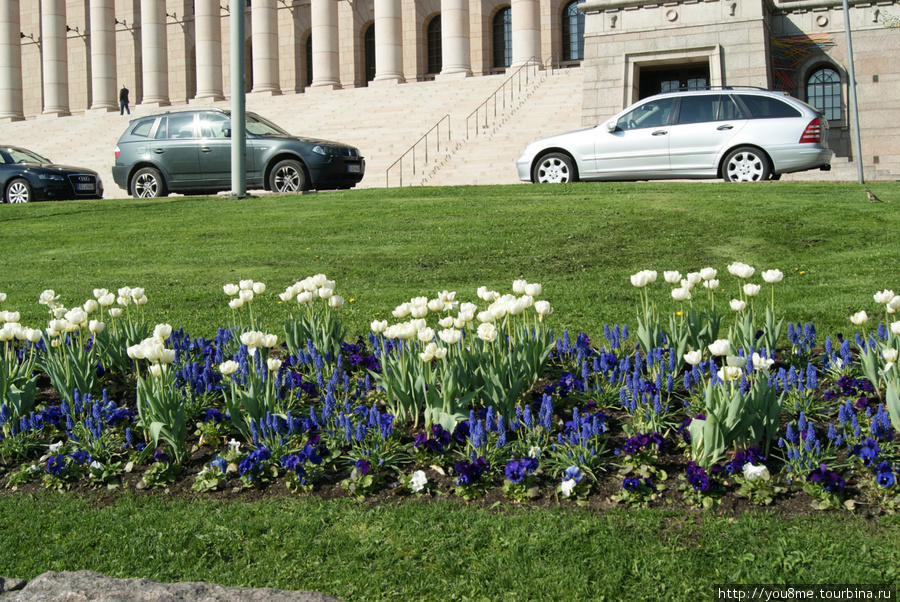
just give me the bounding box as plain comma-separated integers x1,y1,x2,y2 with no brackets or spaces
1,181,897,339
2,181,900,599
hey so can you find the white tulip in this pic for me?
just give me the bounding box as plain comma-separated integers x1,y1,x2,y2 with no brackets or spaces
130,287,145,299
141,341,164,363
25,328,43,343
683,350,703,365
525,283,542,297
108,308,123,318
98,293,115,307
39,290,58,306
743,283,761,297
3,311,19,323
371,320,388,334
671,288,691,302
252,282,266,295
134,295,148,306
458,310,475,324
126,344,145,359
418,328,435,343
241,331,262,348
460,302,478,315
703,279,720,290
438,290,457,304
239,289,254,303
65,308,88,326
149,364,164,378
117,296,130,307
410,305,428,319
427,298,445,312
718,366,743,382
0,326,14,342
891,321,900,335
438,316,455,329
410,296,428,308
318,287,334,300
454,317,467,329
761,269,783,284
239,279,254,291
223,283,239,296
850,311,868,325
117,287,132,299
83,299,99,313
279,291,294,303
630,270,652,288
883,348,899,363
160,349,176,364
520,295,534,309
329,295,344,309
889,296,900,311
89,320,105,334
419,342,437,362
664,271,682,285
267,358,283,372
393,303,411,318
219,360,239,375
726,355,746,368
311,274,328,288
700,267,717,281
154,323,173,341
477,311,494,324
439,328,462,345
752,353,775,371
229,298,244,310
93,288,108,299
512,279,528,295
477,322,498,343
874,289,896,305
507,298,527,316
730,299,747,312
727,262,755,279
708,339,731,356
534,300,552,321
296,292,314,306
0,293,5,303
686,272,702,286
262,334,278,348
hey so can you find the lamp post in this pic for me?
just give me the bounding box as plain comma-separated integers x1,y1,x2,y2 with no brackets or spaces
842,0,864,184
230,1,247,197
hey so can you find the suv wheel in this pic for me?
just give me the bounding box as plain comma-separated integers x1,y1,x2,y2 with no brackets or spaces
131,167,168,198
270,159,308,193
723,147,770,182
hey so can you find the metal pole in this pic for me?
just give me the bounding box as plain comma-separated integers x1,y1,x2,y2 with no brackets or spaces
842,0,864,184
230,1,247,197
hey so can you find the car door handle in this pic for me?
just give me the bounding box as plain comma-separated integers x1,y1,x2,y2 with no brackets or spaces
717,124,734,130
153,148,164,154
652,130,667,136
201,147,212,153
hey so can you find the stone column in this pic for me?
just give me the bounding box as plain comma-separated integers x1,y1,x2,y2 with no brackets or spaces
374,0,404,83
89,0,117,111
310,0,341,89
440,0,471,77
0,0,24,121
140,0,169,105
511,0,540,68
41,0,69,116
251,0,281,94
195,0,224,100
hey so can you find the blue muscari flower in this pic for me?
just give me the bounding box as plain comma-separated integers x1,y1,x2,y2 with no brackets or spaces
806,363,818,390
485,408,495,433
785,423,797,443
804,423,816,453
870,405,893,441
73,390,84,415
354,421,366,442
471,420,486,450
798,412,808,435
523,405,533,429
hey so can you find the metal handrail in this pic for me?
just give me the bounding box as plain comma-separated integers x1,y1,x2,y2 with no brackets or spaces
385,114,451,188
464,57,543,140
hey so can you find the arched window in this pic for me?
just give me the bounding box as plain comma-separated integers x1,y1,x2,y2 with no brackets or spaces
562,0,585,62
806,66,840,121
427,15,442,75
305,35,313,88
364,25,376,85
492,7,511,70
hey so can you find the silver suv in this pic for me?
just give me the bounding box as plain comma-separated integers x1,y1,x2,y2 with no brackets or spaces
516,88,832,183
113,108,365,197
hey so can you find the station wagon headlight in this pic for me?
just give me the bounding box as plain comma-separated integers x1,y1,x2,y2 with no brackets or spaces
37,174,64,181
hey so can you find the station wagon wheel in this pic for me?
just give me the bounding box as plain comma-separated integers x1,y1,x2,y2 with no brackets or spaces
723,147,770,182
533,153,577,184
270,159,308,193
6,178,33,203
130,167,168,198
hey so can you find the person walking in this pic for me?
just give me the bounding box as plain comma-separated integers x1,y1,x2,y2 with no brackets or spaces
119,85,130,115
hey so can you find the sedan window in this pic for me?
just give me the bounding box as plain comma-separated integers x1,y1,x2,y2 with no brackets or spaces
617,98,675,130
677,95,743,124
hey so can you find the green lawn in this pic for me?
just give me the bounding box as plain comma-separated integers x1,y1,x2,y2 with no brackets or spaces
1,181,899,600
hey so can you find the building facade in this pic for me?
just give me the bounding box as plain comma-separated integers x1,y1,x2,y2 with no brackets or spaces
0,0,897,176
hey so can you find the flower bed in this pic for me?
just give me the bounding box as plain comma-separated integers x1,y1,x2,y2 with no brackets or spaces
1,267,899,514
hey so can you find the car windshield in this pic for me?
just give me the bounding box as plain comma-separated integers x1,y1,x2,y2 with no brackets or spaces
245,113,291,136
4,147,51,164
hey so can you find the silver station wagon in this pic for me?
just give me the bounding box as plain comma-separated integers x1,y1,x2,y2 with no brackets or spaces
516,88,833,183
113,108,365,198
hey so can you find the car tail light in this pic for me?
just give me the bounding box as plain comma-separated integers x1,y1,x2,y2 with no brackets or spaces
799,118,822,144
114,145,120,159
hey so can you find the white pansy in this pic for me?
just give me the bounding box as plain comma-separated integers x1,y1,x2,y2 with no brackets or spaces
410,470,428,492
227,439,241,452
761,269,784,284
700,267,717,281
708,339,731,356
223,283,239,296
49,441,64,453
743,463,770,481
477,322,498,343
683,350,702,365
850,311,868,325
730,299,747,312
743,283,761,297
561,479,576,498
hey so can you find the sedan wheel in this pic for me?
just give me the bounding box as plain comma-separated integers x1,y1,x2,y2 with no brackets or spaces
533,153,577,184
131,167,168,198
270,159,308,193
6,178,32,203
723,147,770,182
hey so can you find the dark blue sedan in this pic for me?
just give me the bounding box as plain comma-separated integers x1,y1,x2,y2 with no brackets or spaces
1,145,103,203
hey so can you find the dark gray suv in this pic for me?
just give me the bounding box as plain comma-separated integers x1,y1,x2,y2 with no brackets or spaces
112,108,365,197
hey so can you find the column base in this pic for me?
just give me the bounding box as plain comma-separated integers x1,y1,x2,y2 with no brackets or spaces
0,115,26,123
308,82,342,92
190,95,226,104
248,89,282,97
370,76,405,86
138,101,171,109
38,110,71,119
436,70,472,81
84,106,119,115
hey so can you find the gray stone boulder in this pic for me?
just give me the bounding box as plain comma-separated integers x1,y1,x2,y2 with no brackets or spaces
0,578,26,594
0,571,344,602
